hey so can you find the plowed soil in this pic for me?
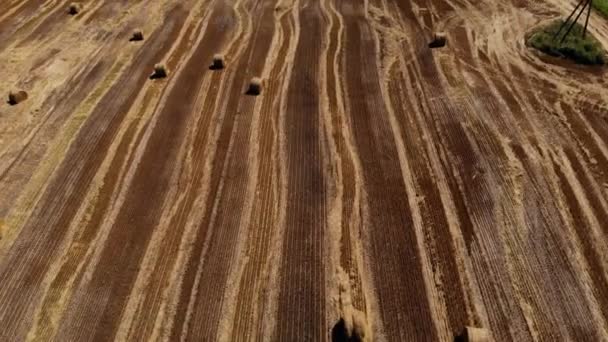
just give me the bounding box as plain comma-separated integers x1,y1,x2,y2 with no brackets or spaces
1,0,608,340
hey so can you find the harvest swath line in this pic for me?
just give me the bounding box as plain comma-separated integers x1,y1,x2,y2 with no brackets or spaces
339,0,440,339
174,0,277,338
277,0,327,339
387,67,471,336
165,5,252,338
115,1,235,339
0,0,52,49
0,6,187,340
54,4,218,339
231,2,295,339
553,158,608,322
326,0,369,317
0,60,107,214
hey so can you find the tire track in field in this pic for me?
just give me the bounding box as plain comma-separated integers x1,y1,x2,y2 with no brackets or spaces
404,0,608,339
0,59,106,216
26,99,150,341
387,64,472,337
0,0,23,16
327,0,367,310
374,2,482,337
230,1,295,339
0,0,167,223
119,3,242,340
552,156,608,326
386,0,532,339
406,10,541,342
25,2,219,339
50,2,235,340
165,0,280,339
15,0,145,49
275,0,328,339
0,0,58,51
0,6,187,341
337,0,439,339
162,0,254,337
169,0,278,339
324,0,372,335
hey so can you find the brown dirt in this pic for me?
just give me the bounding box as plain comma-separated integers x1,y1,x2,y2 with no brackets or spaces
1,0,607,341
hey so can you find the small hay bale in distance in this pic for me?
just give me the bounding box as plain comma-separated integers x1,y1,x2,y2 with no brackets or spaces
130,29,144,41
150,63,168,79
68,3,81,15
210,54,225,70
455,327,492,342
246,77,263,95
8,90,28,106
429,32,447,48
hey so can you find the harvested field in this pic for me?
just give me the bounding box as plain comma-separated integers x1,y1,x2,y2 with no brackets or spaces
0,0,607,341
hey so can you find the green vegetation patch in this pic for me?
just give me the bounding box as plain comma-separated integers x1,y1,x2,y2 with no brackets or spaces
527,19,606,65
593,0,608,17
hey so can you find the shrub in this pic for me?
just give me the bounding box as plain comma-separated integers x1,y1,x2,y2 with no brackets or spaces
527,19,606,65
593,0,608,17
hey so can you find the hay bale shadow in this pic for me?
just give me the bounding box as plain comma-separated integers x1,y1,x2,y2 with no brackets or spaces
454,333,467,342
331,318,362,342
454,326,490,342
150,64,168,80
429,32,447,48
68,3,81,15
8,91,28,106
130,30,144,42
209,54,225,70
245,77,262,96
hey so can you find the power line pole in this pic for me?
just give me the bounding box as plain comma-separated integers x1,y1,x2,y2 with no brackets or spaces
553,0,593,43
584,0,592,38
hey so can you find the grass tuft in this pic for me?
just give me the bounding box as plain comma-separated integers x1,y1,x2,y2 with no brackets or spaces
593,0,608,17
527,19,606,65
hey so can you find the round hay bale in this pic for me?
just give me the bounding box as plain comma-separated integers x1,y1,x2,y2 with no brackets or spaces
150,63,168,79
429,32,447,48
455,326,492,342
246,77,263,95
8,90,28,106
130,29,144,41
68,3,81,15
210,54,225,70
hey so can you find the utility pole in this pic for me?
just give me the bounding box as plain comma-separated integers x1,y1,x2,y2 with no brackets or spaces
584,0,592,38
553,0,593,43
